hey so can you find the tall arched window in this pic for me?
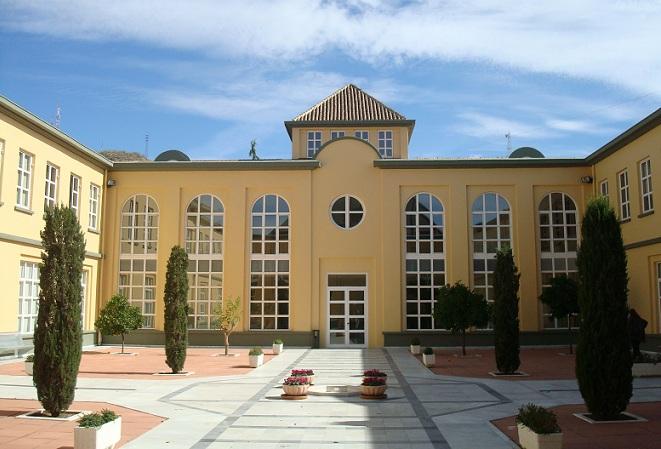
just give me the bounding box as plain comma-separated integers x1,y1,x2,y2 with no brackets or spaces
119,194,158,328
404,193,445,330
185,194,223,329
250,194,290,330
471,193,512,309
539,192,578,328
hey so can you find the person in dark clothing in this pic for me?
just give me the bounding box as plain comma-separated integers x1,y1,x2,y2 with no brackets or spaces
628,308,648,359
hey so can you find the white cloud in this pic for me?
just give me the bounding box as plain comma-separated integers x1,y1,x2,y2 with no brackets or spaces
456,111,556,139
2,0,661,96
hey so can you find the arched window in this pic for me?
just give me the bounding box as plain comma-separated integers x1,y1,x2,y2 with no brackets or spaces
250,194,290,330
471,193,512,309
119,194,158,328
539,192,578,328
185,194,224,329
404,193,445,330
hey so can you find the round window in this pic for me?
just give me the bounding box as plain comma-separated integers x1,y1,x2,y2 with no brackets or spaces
331,195,364,229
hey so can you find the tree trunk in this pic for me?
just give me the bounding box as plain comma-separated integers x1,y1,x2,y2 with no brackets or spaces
121,334,125,354
224,332,229,356
462,328,466,356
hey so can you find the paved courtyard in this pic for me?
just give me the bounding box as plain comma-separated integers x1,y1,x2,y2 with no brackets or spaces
1,348,660,448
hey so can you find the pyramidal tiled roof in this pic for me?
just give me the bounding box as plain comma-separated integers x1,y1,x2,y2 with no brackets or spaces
292,84,407,122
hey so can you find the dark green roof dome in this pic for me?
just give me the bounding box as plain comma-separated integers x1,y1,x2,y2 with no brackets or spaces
509,147,544,159
155,149,190,161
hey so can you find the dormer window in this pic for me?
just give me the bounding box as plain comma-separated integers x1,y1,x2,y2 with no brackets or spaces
378,130,393,158
307,131,322,158
330,131,345,140
354,131,369,141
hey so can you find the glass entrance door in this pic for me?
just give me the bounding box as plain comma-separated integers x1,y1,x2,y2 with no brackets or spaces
327,274,367,347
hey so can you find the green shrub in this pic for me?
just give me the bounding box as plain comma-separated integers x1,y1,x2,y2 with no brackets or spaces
273,338,283,345
576,197,632,420
164,246,189,374
634,352,661,364
25,354,34,363
249,347,263,356
95,294,143,354
493,247,521,374
516,403,561,434
539,275,579,354
78,409,119,428
411,337,421,346
33,206,85,418
423,347,434,355
434,282,489,355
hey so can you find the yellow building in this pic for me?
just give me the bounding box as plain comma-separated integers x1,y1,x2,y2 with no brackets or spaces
1,85,659,349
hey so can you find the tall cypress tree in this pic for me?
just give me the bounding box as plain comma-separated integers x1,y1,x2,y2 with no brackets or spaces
33,206,85,417
576,197,632,420
164,246,189,374
493,246,521,374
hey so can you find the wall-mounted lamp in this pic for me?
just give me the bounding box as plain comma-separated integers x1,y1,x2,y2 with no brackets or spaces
580,176,594,184
106,178,117,187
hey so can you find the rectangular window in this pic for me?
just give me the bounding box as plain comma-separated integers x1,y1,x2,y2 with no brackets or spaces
44,163,58,210
354,130,369,141
640,159,654,214
306,131,322,158
618,170,631,220
89,183,99,230
70,175,81,216
16,150,32,209
330,130,345,140
599,179,608,199
18,261,39,333
378,130,393,158
80,270,88,329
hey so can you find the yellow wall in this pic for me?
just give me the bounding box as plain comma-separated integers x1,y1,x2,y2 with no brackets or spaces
290,126,410,159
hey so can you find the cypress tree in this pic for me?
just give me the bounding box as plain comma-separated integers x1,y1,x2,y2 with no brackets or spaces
493,246,520,374
576,197,632,420
164,245,189,374
33,206,85,417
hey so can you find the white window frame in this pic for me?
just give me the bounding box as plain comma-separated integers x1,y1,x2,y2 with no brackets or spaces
185,194,224,330
618,169,631,220
330,130,345,140
249,194,290,330
80,270,88,329
44,163,59,210
89,183,100,230
640,159,654,214
119,194,159,328
16,150,32,209
307,131,322,158
599,179,608,199
354,130,369,141
18,261,40,334
70,174,81,216
538,192,579,329
330,195,365,230
404,192,445,331
378,130,393,158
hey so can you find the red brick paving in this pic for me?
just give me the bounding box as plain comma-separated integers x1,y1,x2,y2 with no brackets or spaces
492,402,661,449
0,346,276,380
0,399,164,449
416,347,576,380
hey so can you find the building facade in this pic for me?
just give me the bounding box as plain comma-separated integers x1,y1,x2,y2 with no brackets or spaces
1,85,659,348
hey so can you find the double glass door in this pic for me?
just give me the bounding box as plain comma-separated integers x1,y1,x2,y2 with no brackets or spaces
327,274,367,347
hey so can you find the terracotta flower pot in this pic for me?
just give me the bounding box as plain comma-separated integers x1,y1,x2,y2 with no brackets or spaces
283,384,309,396
361,385,387,396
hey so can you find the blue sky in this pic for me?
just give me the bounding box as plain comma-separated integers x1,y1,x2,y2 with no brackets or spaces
1,1,660,160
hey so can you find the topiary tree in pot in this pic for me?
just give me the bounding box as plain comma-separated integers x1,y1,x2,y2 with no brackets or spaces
95,294,143,354
33,206,85,417
163,246,189,374
539,275,579,354
493,246,521,374
576,197,632,420
434,282,489,356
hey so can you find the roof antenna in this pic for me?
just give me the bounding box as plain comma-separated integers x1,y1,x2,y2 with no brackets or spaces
53,105,61,128
144,133,150,159
249,139,260,160
505,131,512,153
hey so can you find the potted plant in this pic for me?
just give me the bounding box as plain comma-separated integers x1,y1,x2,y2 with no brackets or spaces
282,376,310,397
363,369,387,382
273,338,284,355
291,369,315,385
632,352,661,377
410,337,421,355
24,354,34,375
422,347,435,367
361,377,387,397
515,403,562,449
74,409,122,449
248,347,264,367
